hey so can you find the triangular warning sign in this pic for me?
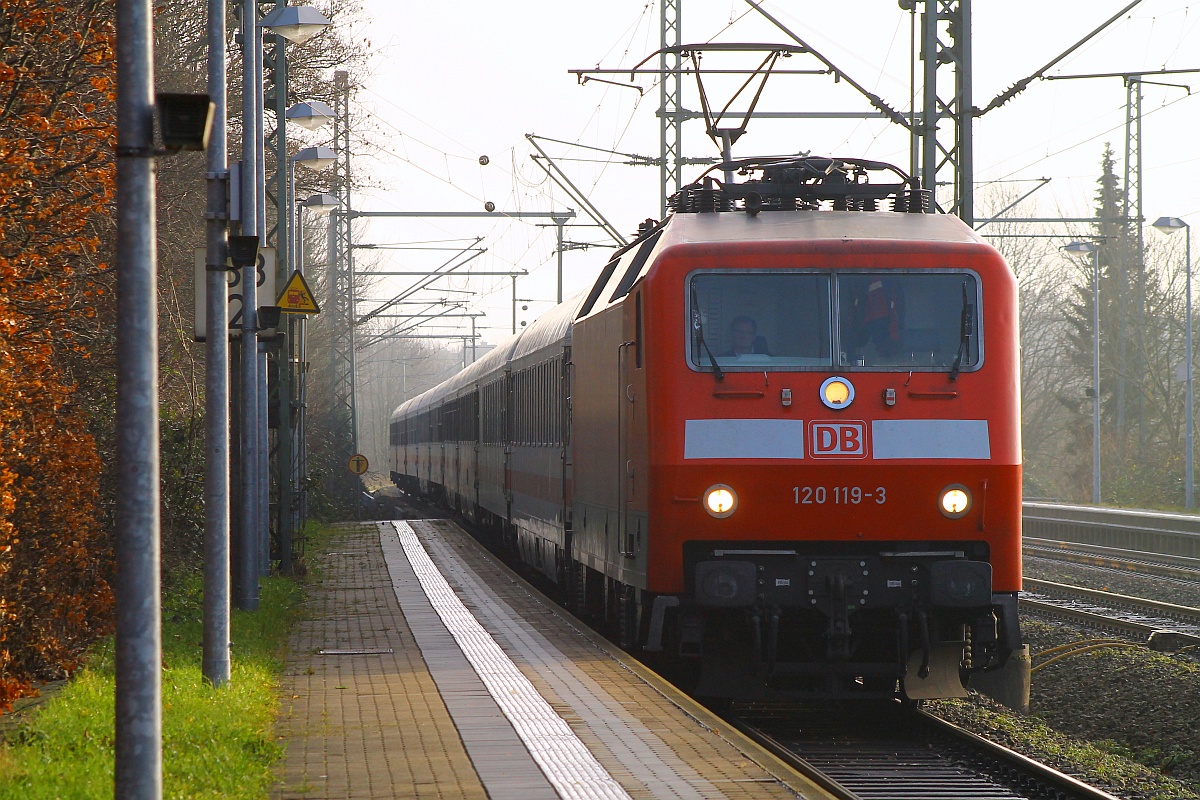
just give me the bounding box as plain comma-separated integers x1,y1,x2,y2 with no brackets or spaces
276,271,320,314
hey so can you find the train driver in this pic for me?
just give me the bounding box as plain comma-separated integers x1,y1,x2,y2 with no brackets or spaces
721,315,771,357
847,278,904,361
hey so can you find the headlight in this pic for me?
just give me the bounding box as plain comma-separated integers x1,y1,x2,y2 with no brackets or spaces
703,484,737,518
819,376,855,410
939,484,971,518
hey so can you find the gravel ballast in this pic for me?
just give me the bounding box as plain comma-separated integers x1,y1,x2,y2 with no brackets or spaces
923,547,1200,799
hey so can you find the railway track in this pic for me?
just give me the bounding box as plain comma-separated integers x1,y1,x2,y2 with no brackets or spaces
729,702,1121,800
1024,536,1200,582
1020,578,1200,646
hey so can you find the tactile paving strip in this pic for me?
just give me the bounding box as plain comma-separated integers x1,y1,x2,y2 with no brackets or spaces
415,521,722,800
386,521,633,800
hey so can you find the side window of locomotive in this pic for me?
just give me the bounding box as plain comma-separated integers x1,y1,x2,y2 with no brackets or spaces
689,272,832,369
836,273,979,370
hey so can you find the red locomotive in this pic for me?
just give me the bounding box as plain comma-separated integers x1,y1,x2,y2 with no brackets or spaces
390,157,1022,700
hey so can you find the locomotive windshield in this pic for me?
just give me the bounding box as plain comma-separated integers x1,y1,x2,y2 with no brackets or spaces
689,270,981,372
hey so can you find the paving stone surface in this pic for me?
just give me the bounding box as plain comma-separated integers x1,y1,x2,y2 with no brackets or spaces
272,520,829,800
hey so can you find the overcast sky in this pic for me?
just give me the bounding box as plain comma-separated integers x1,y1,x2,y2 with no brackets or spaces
319,0,1200,346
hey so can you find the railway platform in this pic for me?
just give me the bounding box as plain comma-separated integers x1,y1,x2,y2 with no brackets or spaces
271,518,836,800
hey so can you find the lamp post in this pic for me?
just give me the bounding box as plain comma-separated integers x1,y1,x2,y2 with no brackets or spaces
268,145,337,573
1065,241,1102,504
254,9,329,587
291,147,337,277
1153,216,1193,510
297,193,337,533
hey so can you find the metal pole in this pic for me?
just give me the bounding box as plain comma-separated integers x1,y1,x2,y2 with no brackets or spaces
659,0,681,217
921,1,937,199
277,158,296,538
553,216,566,304
297,313,309,534
1186,225,1194,509
237,152,260,610
201,0,231,689
115,0,162,793
241,0,264,578
258,354,269,576
1092,249,1102,504
240,0,257,234
908,3,918,181
957,0,974,225
253,23,269,577
287,204,306,573
719,130,735,186
471,316,477,362
512,276,517,334
255,28,266,237
279,319,293,571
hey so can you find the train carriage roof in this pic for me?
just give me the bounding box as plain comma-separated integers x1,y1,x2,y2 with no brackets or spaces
390,292,584,421
511,291,584,362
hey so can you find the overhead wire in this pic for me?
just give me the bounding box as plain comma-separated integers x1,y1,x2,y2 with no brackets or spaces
989,89,1195,185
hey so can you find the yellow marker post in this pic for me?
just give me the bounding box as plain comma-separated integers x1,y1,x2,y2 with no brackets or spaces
276,271,321,314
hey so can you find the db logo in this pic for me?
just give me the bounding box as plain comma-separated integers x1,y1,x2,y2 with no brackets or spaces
809,421,868,458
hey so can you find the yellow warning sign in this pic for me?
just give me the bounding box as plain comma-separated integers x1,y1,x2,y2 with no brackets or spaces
276,271,320,314
347,454,369,475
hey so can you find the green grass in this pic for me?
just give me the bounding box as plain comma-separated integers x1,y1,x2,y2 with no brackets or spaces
0,573,304,799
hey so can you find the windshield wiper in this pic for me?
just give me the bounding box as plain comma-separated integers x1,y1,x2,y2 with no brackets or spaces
691,285,725,382
949,282,974,381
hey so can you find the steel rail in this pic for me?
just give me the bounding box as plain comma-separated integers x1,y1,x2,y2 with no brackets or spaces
913,710,1124,800
1023,578,1200,625
730,707,1124,800
724,719,859,800
1019,598,1200,645
1024,538,1200,581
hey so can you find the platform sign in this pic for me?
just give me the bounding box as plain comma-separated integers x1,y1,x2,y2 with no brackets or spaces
347,454,369,475
193,247,276,341
277,271,320,314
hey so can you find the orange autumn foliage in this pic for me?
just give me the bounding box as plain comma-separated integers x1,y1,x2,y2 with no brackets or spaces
0,0,116,706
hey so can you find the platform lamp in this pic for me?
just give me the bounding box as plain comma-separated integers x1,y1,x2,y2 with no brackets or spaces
303,192,339,214
259,5,330,45
285,99,335,131
1152,216,1193,510
1065,240,1102,504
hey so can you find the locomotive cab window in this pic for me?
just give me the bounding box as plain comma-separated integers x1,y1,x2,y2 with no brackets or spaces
688,270,981,372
